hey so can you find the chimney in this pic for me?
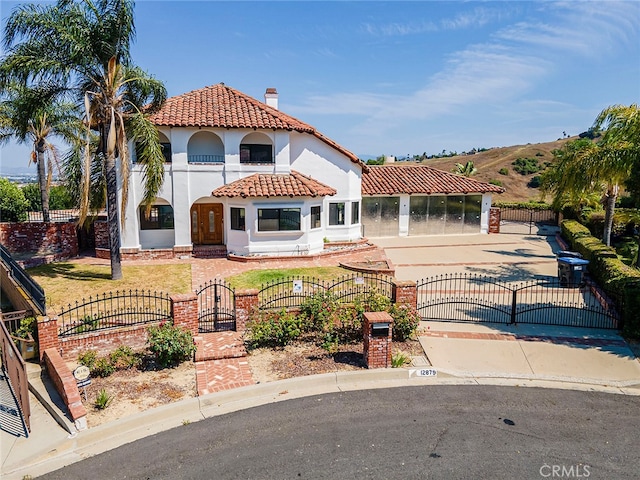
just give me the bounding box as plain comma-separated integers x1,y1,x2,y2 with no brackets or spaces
264,87,278,110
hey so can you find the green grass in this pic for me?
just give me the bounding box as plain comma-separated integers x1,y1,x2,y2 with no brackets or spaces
228,266,349,290
28,263,192,312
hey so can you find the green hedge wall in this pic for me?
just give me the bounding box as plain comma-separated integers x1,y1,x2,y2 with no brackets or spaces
561,220,640,337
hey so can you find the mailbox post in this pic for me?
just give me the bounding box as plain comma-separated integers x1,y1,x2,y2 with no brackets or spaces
363,312,393,368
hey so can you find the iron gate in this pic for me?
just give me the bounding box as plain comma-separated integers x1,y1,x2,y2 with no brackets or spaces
499,207,558,236
196,279,236,332
417,273,621,330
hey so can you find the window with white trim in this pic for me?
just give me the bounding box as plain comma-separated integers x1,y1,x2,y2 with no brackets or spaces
310,206,321,229
329,202,345,226
258,208,301,231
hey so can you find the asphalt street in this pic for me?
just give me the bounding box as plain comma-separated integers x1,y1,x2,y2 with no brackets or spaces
39,385,640,480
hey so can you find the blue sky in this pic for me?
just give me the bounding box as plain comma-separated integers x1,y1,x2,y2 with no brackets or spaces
1,0,639,174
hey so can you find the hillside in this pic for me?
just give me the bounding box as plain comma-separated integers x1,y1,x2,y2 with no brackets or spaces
406,137,574,203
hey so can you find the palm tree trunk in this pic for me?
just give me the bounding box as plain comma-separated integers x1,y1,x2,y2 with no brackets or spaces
105,154,123,280
602,185,618,247
36,139,50,223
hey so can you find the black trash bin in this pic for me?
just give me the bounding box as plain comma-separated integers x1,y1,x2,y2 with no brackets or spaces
556,250,583,259
557,256,589,287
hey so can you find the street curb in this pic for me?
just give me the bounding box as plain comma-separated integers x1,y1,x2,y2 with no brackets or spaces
7,366,640,480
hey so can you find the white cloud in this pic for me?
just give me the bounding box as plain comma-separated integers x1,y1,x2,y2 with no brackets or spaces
496,1,640,56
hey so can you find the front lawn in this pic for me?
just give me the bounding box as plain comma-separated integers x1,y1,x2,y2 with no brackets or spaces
227,266,349,290
28,263,192,312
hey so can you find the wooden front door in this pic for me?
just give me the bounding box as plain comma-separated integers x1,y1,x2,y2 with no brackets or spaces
191,203,223,245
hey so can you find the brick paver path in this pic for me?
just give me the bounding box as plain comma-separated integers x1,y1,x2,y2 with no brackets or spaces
194,332,255,395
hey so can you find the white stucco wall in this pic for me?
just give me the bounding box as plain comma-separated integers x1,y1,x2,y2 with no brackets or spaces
123,126,362,255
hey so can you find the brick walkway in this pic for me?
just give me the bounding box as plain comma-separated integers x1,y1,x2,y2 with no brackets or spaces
194,332,254,396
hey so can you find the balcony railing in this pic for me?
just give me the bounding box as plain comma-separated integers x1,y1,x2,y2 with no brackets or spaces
188,154,224,164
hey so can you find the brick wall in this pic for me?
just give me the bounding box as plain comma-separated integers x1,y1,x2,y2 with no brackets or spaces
43,348,87,429
37,316,165,362
59,322,162,362
0,222,78,260
37,317,60,361
172,293,198,337
235,289,259,334
94,220,109,249
393,280,417,308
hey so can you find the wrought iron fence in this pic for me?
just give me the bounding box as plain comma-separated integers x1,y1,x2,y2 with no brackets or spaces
57,289,171,337
0,244,46,315
258,273,395,309
195,279,236,332
26,209,79,223
417,273,621,330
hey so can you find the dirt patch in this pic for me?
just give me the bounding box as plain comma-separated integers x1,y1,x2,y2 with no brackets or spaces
78,339,425,427
79,360,197,428
248,339,424,383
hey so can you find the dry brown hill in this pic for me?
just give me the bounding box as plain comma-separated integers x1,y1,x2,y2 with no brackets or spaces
409,137,574,203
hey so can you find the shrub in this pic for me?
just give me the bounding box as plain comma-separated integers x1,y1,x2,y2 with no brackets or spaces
13,316,37,340
511,157,541,175
389,304,421,341
498,167,509,175
363,290,391,313
94,389,113,410
91,357,115,377
77,350,98,370
0,177,29,222
299,290,338,332
147,322,196,368
245,309,303,349
391,352,410,368
489,179,503,187
109,345,139,370
528,176,542,188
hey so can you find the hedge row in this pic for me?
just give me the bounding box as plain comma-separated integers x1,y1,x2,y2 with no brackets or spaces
561,220,640,337
494,201,553,210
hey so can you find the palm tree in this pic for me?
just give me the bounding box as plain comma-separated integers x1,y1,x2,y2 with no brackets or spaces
1,0,167,280
0,82,78,222
452,161,477,177
542,105,639,247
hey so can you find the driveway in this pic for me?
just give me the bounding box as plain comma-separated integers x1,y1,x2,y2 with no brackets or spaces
370,233,640,390
371,232,561,281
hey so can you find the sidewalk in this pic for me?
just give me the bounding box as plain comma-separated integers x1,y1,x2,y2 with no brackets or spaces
418,321,640,386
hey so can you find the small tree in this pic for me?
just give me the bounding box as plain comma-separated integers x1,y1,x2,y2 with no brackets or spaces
452,161,477,177
0,177,29,222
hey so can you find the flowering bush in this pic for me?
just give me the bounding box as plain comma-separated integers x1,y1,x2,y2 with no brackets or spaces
245,309,302,349
147,322,195,368
389,304,421,341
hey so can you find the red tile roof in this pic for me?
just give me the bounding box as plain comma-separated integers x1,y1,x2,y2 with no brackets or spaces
362,164,505,195
211,171,337,198
150,83,365,169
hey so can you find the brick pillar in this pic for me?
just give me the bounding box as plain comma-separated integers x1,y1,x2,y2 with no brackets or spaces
362,312,393,369
171,293,199,337
392,280,417,309
37,316,59,362
489,207,501,234
235,289,259,334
